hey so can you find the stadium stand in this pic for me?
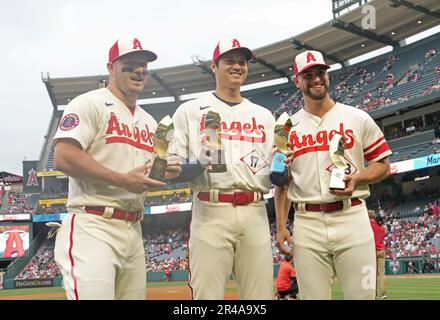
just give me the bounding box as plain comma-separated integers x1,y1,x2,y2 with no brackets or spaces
145,191,191,207
270,37,440,118
38,110,64,171
1,193,37,214
34,203,67,215
145,229,189,272
385,207,440,259
390,141,439,163
15,241,60,280
383,198,440,219
0,189,8,211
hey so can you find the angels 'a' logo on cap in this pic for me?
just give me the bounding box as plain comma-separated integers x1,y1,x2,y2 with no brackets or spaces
59,113,80,131
132,38,143,50
213,38,253,62
306,52,317,63
232,39,240,48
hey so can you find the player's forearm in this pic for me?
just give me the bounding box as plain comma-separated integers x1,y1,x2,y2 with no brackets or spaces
275,185,290,229
354,157,390,185
54,142,125,188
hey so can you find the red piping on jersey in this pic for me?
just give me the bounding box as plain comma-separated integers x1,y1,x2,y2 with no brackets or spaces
219,132,266,143
293,144,330,158
105,136,154,152
364,136,386,153
364,142,390,162
68,214,79,300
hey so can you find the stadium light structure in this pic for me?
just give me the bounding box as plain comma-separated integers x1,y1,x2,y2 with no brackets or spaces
389,0,440,19
191,55,215,80
148,71,180,102
253,57,292,83
331,19,399,48
332,0,369,18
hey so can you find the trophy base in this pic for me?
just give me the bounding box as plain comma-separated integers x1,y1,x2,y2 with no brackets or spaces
148,158,167,182
329,167,346,190
210,149,227,173
210,163,227,173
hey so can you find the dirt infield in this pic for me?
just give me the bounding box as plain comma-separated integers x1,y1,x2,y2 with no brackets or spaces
147,285,240,300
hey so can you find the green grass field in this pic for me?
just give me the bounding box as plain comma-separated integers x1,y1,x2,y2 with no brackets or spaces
331,275,440,300
0,274,439,300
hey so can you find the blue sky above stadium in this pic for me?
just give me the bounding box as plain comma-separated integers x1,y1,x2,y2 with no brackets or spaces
0,1,438,175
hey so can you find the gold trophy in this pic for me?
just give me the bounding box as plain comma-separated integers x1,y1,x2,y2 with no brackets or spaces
270,112,293,174
149,115,174,181
329,133,347,190
204,111,226,173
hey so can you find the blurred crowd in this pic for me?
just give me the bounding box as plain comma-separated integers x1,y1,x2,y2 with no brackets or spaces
273,48,439,118
385,200,440,259
145,229,189,272
15,247,60,280
3,193,34,214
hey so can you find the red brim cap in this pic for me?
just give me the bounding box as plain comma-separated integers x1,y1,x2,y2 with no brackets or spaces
109,38,157,63
213,39,253,62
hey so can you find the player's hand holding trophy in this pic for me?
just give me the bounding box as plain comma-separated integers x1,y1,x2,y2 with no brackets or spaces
270,112,293,174
329,133,348,190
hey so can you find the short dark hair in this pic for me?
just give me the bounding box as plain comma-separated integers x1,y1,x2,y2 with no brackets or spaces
284,254,293,262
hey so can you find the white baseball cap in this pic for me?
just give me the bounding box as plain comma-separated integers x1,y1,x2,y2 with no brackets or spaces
212,38,253,62
108,37,157,63
294,50,330,77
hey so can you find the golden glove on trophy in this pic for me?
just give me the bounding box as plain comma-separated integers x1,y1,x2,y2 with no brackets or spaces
270,112,293,174
149,115,174,181
204,111,226,173
329,133,348,190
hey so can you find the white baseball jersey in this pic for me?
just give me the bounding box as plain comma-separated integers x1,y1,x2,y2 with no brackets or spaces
53,88,157,213
286,102,392,203
170,93,275,193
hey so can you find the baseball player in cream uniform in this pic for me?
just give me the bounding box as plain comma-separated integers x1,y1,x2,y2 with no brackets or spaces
170,39,275,300
273,50,391,300
52,38,180,300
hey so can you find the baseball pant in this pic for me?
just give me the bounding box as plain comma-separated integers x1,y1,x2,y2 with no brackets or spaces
188,196,274,300
293,201,376,300
54,213,146,300
376,250,386,298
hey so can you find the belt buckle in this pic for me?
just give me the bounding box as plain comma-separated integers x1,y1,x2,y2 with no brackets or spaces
232,192,249,206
